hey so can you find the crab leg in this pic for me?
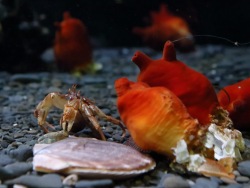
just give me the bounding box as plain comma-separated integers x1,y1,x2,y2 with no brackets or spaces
34,92,67,133
82,104,106,141
89,104,127,137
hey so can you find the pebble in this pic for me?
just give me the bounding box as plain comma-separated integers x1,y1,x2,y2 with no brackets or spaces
0,154,15,166
112,133,122,141
4,174,62,188
220,177,237,184
210,176,223,184
234,171,241,177
10,74,41,83
192,177,219,188
75,179,113,188
8,145,33,162
13,133,24,139
157,174,190,188
104,126,113,134
0,140,9,148
236,176,250,183
238,161,250,177
0,162,32,180
219,184,244,188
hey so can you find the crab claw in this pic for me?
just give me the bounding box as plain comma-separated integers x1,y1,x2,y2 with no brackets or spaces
34,93,67,133
60,106,78,133
34,106,56,133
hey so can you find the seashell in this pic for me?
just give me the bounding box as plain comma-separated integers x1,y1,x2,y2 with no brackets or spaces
54,11,92,72
203,123,245,161
114,77,200,157
197,158,235,179
217,78,250,130
132,40,219,125
133,4,194,51
33,137,155,179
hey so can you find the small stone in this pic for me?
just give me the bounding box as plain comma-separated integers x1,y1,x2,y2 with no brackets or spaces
75,180,113,188
238,161,250,177
0,140,9,148
233,170,241,177
193,177,219,188
219,184,244,188
210,176,223,185
1,125,13,131
104,126,113,134
13,132,24,139
158,174,190,188
0,162,32,180
243,183,250,188
236,176,250,183
4,174,62,188
0,154,15,166
112,133,122,141
220,177,237,184
26,129,39,134
9,145,33,161
3,135,15,143
10,74,40,83
100,108,111,115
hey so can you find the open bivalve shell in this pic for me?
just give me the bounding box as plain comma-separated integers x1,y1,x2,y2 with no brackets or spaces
33,137,156,179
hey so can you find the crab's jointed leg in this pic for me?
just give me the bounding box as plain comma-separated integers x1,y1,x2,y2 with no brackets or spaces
34,92,67,133
81,103,107,140
88,104,127,137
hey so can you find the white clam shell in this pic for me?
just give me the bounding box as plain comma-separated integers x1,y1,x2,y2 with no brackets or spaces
33,137,155,179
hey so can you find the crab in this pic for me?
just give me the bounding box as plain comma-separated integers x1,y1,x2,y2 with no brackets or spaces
34,85,126,142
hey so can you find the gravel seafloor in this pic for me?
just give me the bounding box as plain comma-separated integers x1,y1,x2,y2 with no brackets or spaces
1,45,250,188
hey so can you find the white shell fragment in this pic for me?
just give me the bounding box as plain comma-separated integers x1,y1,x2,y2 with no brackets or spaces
33,137,156,179
173,123,245,179
204,123,245,161
173,139,205,172
187,154,205,172
173,139,190,164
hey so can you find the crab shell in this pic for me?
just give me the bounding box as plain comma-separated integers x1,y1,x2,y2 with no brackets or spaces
132,41,219,126
54,11,92,72
33,137,155,179
115,78,200,157
217,78,250,130
133,4,194,51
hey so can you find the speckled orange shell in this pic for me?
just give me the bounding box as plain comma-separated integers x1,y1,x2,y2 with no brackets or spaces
54,11,92,71
115,78,199,156
132,41,219,126
217,78,250,130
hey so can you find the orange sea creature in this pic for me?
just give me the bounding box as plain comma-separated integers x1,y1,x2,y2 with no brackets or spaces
217,78,250,130
132,40,219,125
115,78,245,179
54,11,92,72
115,77,200,157
133,4,194,51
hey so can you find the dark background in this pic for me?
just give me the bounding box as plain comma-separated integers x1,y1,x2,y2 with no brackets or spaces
31,0,250,46
1,0,250,72
4,0,249,47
